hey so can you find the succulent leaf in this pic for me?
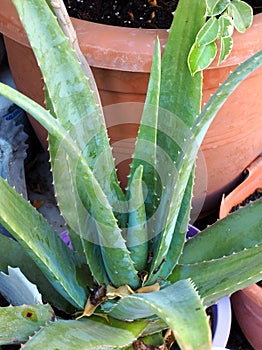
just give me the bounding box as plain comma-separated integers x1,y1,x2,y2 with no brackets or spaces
128,38,161,220
170,199,262,306
127,165,148,272
0,177,86,309
146,0,206,283
0,83,140,289
0,267,42,306
107,280,211,350
0,304,54,345
0,233,74,313
20,316,148,349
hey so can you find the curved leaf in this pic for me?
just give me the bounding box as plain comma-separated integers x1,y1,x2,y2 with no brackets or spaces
196,17,219,46
147,49,262,284
0,177,87,309
206,0,230,16
229,0,253,32
0,267,42,306
0,233,74,313
21,317,148,350
0,84,140,290
171,246,262,307
188,42,217,76
179,199,262,264
107,280,211,350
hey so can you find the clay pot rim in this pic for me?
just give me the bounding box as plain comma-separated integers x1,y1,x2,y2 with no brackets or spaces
0,0,261,72
219,155,262,219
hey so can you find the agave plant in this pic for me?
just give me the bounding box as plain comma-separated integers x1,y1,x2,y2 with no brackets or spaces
0,0,261,349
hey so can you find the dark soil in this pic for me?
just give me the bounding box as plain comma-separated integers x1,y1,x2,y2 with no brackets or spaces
231,189,262,212
64,0,262,29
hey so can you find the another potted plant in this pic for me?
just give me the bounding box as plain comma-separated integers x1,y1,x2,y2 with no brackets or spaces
0,1,261,348
0,0,261,217
219,154,262,350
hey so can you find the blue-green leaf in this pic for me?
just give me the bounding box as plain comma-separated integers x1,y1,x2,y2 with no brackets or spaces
127,165,148,272
0,177,86,309
21,317,148,349
107,280,212,350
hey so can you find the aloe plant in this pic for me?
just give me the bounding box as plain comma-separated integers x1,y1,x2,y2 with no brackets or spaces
0,0,261,349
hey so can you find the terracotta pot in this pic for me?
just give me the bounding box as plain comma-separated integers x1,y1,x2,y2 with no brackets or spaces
0,0,262,217
219,155,262,350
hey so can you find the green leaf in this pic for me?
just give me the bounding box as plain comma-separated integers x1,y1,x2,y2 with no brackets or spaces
11,0,123,205
218,14,234,37
169,199,262,306
0,234,74,313
180,199,262,264
0,177,87,309
147,49,262,284
219,37,233,65
188,42,217,76
229,0,253,32
145,0,206,285
20,317,148,349
127,165,148,272
171,246,262,308
128,38,161,221
107,280,212,350
196,17,219,46
154,168,195,279
0,304,54,345
0,83,140,289
206,0,230,16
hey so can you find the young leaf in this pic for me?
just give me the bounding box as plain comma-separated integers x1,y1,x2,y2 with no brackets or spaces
128,38,161,220
146,0,206,285
127,165,148,272
206,0,230,16
196,17,219,46
218,36,233,64
229,0,253,32
218,14,234,37
188,42,218,76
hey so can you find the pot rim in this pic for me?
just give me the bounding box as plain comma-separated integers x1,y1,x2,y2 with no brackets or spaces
219,155,262,219
0,0,261,72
